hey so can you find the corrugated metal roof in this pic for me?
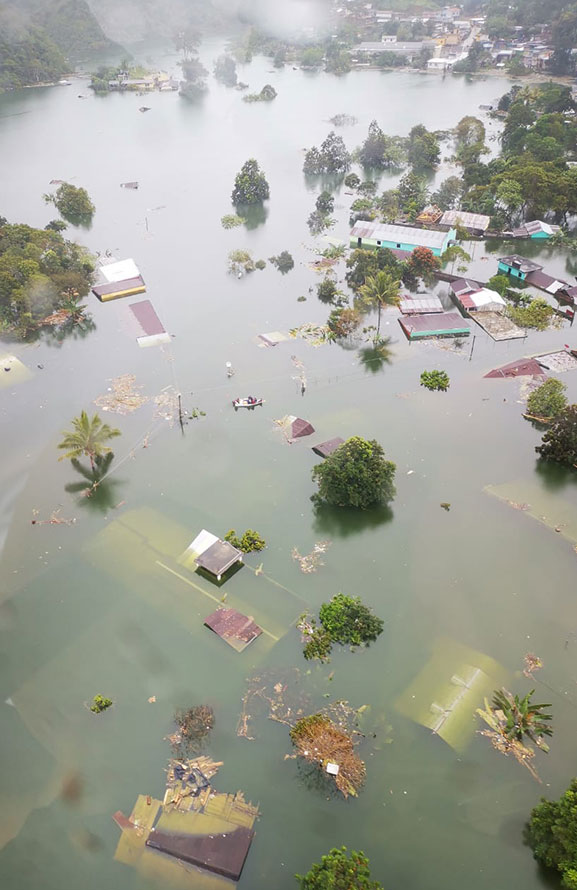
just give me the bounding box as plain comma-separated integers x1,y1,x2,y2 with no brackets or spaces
399,312,470,337
100,258,141,283
130,300,166,337
439,210,490,231
399,297,444,314
499,255,543,274
204,608,262,653
351,221,449,250
449,277,479,296
485,358,546,378
469,288,506,309
525,269,567,293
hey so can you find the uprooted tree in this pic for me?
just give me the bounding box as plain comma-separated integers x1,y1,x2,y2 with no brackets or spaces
311,436,396,508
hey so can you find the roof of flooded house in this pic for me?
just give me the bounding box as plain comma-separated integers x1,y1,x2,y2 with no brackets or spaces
289,417,315,438
350,221,450,250
399,296,444,314
92,276,146,301
195,540,242,577
484,358,546,378
513,220,561,237
129,300,166,337
498,255,543,274
449,278,480,296
99,258,141,283
204,608,262,652
399,312,470,337
146,822,255,881
439,210,490,231
456,288,506,310
312,437,345,458
524,269,568,294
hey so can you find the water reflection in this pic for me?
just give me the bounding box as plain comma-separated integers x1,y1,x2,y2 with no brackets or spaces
64,454,125,512
238,202,269,230
312,502,393,538
534,458,577,492
358,339,394,374
36,315,96,348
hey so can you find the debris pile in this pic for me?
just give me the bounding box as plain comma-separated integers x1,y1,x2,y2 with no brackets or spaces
95,374,148,414
292,540,331,573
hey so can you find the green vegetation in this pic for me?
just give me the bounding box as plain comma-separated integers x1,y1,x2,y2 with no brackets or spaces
221,214,245,229
491,688,553,749
90,694,113,713
0,26,67,91
224,529,266,552
328,307,362,339
420,370,450,392
316,192,334,215
317,277,338,303
89,62,152,93
269,251,294,273
312,436,396,508
243,84,277,102
45,183,95,222
300,592,384,662
296,847,383,890
507,298,554,331
232,159,270,205
213,54,237,86
527,378,568,420
303,132,351,175
0,220,94,338
180,57,209,100
58,411,121,469
228,249,263,275
345,172,361,189
407,124,440,170
536,405,577,468
486,274,514,297
527,779,577,888
357,270,401,343
358,120,406,170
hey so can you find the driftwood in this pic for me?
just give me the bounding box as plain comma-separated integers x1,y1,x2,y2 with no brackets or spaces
523,413,553,424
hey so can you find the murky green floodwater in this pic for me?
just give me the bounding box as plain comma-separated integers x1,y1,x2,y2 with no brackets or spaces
1,41,577,890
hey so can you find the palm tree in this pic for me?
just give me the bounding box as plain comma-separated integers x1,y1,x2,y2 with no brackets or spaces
58,411,121,469
357,270,401,343
491,688,553,750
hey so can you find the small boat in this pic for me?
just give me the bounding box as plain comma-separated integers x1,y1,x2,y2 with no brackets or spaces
233,397,264,409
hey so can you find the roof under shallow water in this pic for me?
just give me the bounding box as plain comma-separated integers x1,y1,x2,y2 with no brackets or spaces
196,540,242,577
312,437,345,458
484,357,546,378
204,608,262,652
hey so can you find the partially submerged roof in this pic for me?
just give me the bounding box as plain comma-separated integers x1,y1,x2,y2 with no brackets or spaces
196,540,243,579
525,269,568,294
312,437,345,458
257,330,289,347
456,287,506,312
0,354,33,388
399,312,470,339
99,258,141,283
439,210,490,231
484,357,546,378
399,296,444,314
449,277,479,297
471,312,525,341
129,300,171,347
498,255,543,274
147,822,254,881
204,607,262,652
513,219,560,237
534,350,577,373
350,221,450,251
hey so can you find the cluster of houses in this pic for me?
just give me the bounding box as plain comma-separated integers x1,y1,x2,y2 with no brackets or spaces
335,2,564,74
348,217,576,341
106,71,179,92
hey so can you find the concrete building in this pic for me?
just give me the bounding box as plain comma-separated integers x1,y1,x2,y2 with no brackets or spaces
350,221,455,256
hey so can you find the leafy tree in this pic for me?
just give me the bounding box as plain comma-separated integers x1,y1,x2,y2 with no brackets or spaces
536,405,577,467
527,779,577,889
224,529,266,552
319,594,384,647
507,298,553,331
58,411,121,469
407,124,440,170
345,172,361,189
325,47,351,75
358,120,406,169
491,688,553,748
453,41,491,73
300,46,324,68
431,176,463,211
317,277,338,303
346,248,400,291
45,183,94,222
527,378,568,419
303,132,351,174
232,159,270,205
454,116,488,166
296,847,383,890
269,251,294,273
45,219,68,232
495,179,524,224
357,270,400,342
404,246,440,282
486,274,514,297
179,57,208,99
214,54,237,86
90,694,113,714
316,191,334,215
397,171,428,216
312,436,396,508
328,306,362,338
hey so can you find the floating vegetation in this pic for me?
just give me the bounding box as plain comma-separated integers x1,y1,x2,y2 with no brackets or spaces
269,251,294,273
299,594,384,662
477,688,553,782
420,369,450,391
243,83,277,102
228,249,266,276
523,653,543,678
95,374,148,415
290,702,366,798
237,668,310,740
167,705,215,757
292,540,331,573
289,322,330,346
90,694,113,713
221,213,246,229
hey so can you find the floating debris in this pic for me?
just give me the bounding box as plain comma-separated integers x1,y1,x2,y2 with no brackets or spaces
237,668,310,740
120,181,139,189
523,653,543,678
31,508,76,526
440,503,451,512
153,385,179,424
95,374,148,415
292,540,331,573
291,355,307,393
289,322,330,346
167,705,215,758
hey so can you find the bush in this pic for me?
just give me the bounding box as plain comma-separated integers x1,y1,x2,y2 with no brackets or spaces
526,779,577,888
312,436,396,508
221,214,245,228
317,277,338,302
507,298,554,331
296,846,383,889
344,172,360,189
319,593,384,647
527,378,567,419
420,369,450,391
45,183,95,221
535,405,577,467
90,694,113,713
224,528,266,552
269,251,294,273
231,158,270,205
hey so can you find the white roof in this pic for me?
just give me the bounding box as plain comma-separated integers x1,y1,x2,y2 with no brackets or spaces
100,258,140,283
351,221,450,250
470,288,506,309
439,210,490,231
185,529,219,559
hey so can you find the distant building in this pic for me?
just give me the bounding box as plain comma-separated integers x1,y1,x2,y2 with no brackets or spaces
350,220,455,256
353,40,436,58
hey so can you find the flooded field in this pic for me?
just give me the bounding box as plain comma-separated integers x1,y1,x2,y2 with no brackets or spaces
1,44,577,890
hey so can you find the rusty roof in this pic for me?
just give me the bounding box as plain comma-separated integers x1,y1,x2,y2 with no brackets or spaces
204,608,262,652
195,540,242,577
484,358,546,378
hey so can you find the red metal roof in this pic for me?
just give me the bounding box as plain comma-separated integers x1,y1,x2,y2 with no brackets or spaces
129,300,166,336
204,608,262,652
484,358,546,378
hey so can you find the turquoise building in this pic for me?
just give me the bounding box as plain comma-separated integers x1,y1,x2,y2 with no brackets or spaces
497,255,542,281
350,221,455,257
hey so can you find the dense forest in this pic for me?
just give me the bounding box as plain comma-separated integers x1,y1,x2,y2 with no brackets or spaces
0,0,120,90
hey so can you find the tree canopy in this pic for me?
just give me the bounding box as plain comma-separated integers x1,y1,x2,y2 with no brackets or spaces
527,779,577,888
213,54,237,86
535,405,577,467
58,411,121,468
312,436,396,508
231,159,270,205
296,847,384,890
303,131,351,175
45,183,95,222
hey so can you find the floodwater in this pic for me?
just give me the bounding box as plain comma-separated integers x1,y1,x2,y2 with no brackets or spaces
1,41,577,890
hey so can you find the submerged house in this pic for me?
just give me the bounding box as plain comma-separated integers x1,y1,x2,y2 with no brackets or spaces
449,279,506,313
438,210,490,237
92,257,146,302
181,529,243,581
497,255,543,281
512,220,561,239
350,221,455,257
399,312,469,340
